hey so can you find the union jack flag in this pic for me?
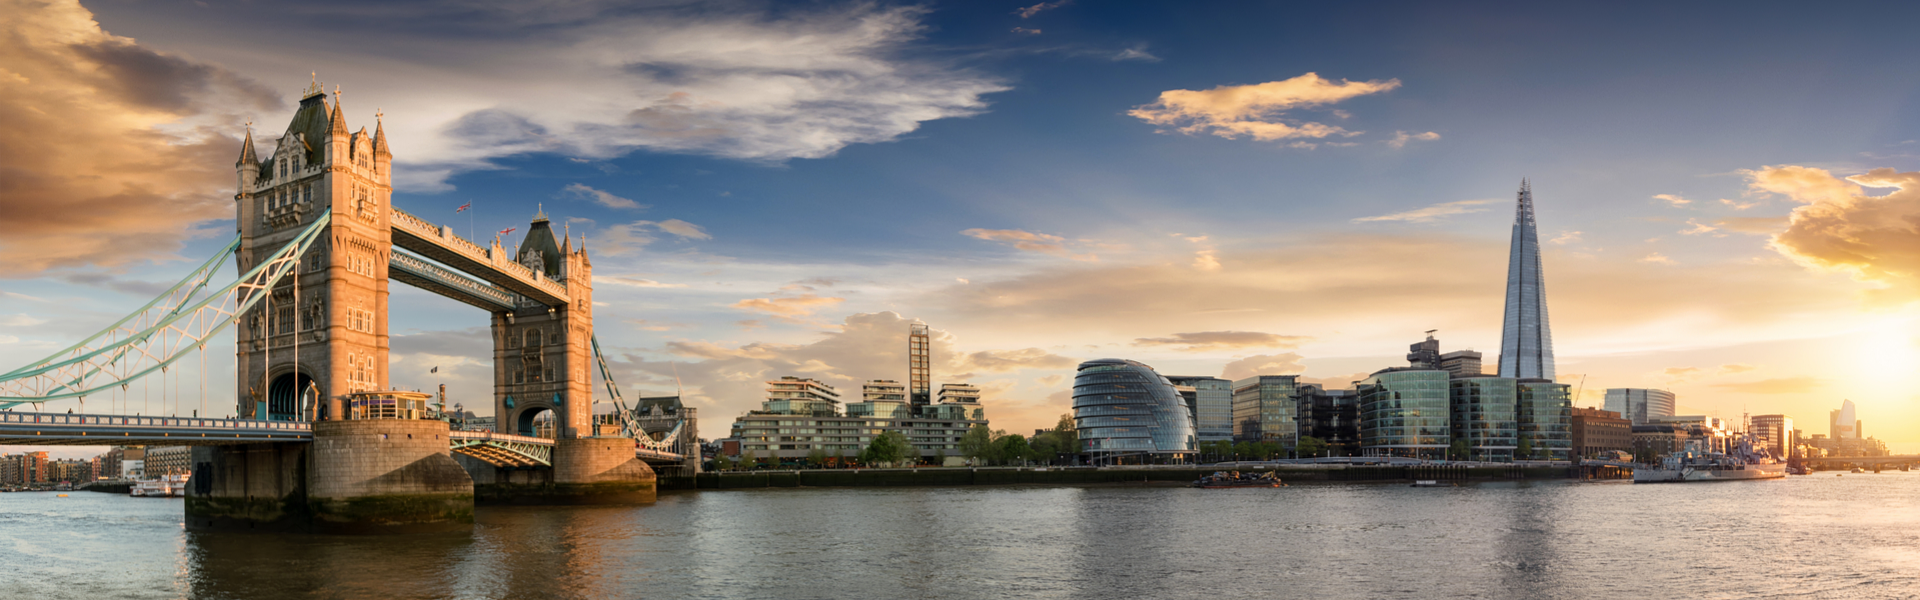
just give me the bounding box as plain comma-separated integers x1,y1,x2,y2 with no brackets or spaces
498,227,516,236
455,202,471,213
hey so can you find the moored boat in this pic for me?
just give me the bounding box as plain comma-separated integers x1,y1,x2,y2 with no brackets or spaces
1634,434,1786,483
1192,471,1282,488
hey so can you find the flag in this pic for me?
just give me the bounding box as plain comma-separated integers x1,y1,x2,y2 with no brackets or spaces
430,366,439,374
498,227,516,236
455,203,471,213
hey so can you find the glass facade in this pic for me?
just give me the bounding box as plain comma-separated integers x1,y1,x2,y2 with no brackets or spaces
1072,359,1196,461
1230,375,1298,447
1499,180,1557,380
1358,369,1451,459
1166,376,1233,443
1516,380,1572,460
1448,377,1517,461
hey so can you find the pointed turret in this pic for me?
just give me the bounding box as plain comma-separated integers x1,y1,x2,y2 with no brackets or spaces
236,127,259,167
328,89,349,139
373,115,391,158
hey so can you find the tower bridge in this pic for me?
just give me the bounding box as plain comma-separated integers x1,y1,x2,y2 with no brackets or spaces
0,80,690,533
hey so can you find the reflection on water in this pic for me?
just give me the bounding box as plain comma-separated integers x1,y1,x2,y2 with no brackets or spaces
6,473,1920,599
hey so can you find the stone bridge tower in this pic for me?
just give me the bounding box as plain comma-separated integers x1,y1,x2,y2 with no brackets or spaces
492,211,595,438
234,80,392,420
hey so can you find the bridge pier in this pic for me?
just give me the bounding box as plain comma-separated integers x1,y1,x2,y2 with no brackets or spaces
458,437,656,505
307,419,473,533
186,442,312,532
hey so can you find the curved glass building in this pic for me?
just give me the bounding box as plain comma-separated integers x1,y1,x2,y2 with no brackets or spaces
1072,359,1196,463
1358,368,1451,459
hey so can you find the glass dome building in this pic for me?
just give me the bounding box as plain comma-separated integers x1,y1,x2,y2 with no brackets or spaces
1072,358,1196,463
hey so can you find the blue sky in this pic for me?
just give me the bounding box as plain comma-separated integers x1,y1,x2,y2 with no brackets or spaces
7,0,1920,450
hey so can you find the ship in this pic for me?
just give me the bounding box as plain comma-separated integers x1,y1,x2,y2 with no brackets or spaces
1633,434,1786,483
130,474,188,497
1191,471,1282,488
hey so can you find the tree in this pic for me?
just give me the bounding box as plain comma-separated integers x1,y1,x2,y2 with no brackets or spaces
713,454,735,471
742,450,761,470
1298,436,1328,458
1447,439,1469,461
934,448,948,467
806,448,829,468
1052,413,1078,453
993,434,1034,466
959,424,996,464
1516,435,1535,461
860,431,912,466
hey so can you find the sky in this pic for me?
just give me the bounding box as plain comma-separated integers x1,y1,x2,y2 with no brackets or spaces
6,0,1920,457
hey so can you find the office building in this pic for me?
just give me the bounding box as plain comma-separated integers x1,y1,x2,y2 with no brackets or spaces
1072,358,1196,462
1570,407,1632,460
1516,379,1573,460
1295,385,1360,456
730,376,987,463
1438,350,1483,378
1231,375,1300,447
1604,388,1676,425
1449,376,1518,461
1831,399,1859,439
1499,179,1557,380
1166,375,1234,443
763,377,841,416
1750,414,1793,458
144,446,191,476
1358,368,1451,459
909,323,931,407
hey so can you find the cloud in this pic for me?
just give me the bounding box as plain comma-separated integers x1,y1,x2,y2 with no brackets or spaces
1127,73,1402,142
729,294,845,324
958,348,1077,372
1654,194,1693,207
1112,45,1160,62
1709,376,1823,394
961,228,1097,261
1386,130,1440,149
1133,331,1311,352
0,0,279,277
1718,364,1756,375
1716,216,1787,235
1352,199,1497,223
1221,353,1307,381
562,183,644,210
1747,165,1920,301
1721,198,1760,210
1680,219,1722,236
593,219,710,255
1641,253,1676,265
1552,230,1583,245
1016,1,1070,18
1011,27,1042,35
595,275,687,288
649,219,711,240
1662,366,1703,381
0,314,48,327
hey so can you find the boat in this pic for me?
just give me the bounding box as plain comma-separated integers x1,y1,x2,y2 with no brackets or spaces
1410,480,1455,487
1191,471,1282,488
1633,434,1787,483
1850,467,1866,474
131,474,188,498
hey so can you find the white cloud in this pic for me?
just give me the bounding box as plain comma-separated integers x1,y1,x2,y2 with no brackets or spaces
650,219,711,240
1016,1,1070,18
1641,252,1677,265
1654,194,1692,207
1552,230,1583,245
1128,73,1402,142
594,276,687,288
1680,219,1722,236
1386,130,1440,149
0,314,48,327
1720,198,1760,210
562,183,643,210
1112,45,1160,62
1352,199,1498,223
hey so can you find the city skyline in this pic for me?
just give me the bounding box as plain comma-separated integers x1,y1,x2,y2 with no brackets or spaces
6,0,1920,453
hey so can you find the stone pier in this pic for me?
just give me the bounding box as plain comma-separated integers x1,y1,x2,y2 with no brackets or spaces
458,437,656,505
186,419,474,534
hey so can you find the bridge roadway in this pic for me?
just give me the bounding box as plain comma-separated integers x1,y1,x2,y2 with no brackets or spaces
0,412,683,466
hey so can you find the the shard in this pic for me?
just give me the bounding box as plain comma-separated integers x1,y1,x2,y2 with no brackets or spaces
1498,179,1556,380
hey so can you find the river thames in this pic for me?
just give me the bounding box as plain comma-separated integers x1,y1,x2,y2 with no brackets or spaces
5,472,1919,599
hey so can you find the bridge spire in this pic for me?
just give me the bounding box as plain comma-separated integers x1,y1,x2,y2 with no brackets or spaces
235,124,258,167
373,110,391,158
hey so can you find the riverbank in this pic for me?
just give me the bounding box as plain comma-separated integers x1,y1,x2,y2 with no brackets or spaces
659,464,1580,490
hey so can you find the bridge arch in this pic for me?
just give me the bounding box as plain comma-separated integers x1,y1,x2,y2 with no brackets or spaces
517,406,555,438
267,370,317,421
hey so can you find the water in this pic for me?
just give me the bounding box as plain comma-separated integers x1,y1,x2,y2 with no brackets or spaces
5,473,1920,599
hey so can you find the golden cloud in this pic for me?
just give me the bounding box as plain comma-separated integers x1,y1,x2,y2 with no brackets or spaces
728,294,845,324
1134,331,1311,352
958,348,1077,372
1708,376,1823,394
1221,353,1306,381
961,228,1097,261
1127,72,1401,142
1749,165,1920,301
1353,199,1497,223
0,0,280,277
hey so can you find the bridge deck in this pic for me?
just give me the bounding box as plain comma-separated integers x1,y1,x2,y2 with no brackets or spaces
389,209,569,307
0,412,312,445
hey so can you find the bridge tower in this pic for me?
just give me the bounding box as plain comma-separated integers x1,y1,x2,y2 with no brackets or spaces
492,213,595,439
234,80,392,421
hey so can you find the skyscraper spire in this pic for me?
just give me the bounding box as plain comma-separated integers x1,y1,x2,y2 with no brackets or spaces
1498,178,1555,379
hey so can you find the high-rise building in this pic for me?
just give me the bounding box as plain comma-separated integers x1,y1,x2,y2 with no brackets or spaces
1072,359,1196,463
1604,388,1676,425
1295,385,1361,456
1516,380,1573,460
909,323,930,407
1165,376,1233,443
1449,375,1518,461
1407,333,1441,368
1230,375,1300,447
1358,368,1452,459
1750,414,1793,458
1438,350,1482,378
1830,399,1859,439
1498,179,1557,380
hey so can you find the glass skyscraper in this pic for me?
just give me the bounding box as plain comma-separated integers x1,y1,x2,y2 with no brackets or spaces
1230,375,1299,447
1449,376,1518,461
1358,368,1451,459
1499,179,1557,380
1166,376,1234,443
1516,379,1573,460
1072,359,1196,462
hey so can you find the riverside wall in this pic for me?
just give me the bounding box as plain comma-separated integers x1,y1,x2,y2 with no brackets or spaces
659,464,1578,490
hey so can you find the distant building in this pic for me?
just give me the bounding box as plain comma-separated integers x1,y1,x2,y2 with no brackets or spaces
1231,375,1300,447
850,380,910,419
1295,385,1360,456
47,458,92,484
764,377,841,416
0,451,50,485
1072,359,1195,463
1438,350,1483,378
909,323,931,407
1750,414,1793,458
1570,407,1632,460
1449,376,1518,461
923,384,985,423
1632,423,1689,460
729,375,986,463
1830,399,1859,439
1498,179,1558,380
1358,368,1451,459
1604,388,1676,425
1649,415,1731,455
144,446,191,476
1165,376,1233,443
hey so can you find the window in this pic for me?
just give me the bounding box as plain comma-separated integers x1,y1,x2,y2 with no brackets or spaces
525,329,540,347
302,185,311,204
514,370,525,384
544,368,554,382
279,161,287,178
